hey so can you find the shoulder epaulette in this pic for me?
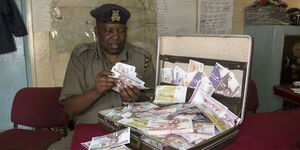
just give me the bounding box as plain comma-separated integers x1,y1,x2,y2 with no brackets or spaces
144,56,150,71
128,43,152,58
72,43,96,56
126,43,153,72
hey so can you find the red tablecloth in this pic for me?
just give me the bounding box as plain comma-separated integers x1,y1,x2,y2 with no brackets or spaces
71,110,300,150
224,110,300,150
71,124,109,150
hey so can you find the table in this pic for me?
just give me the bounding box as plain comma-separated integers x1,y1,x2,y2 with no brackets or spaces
224,110,300,150
71,110,300,150
70,124,109,150
273,84,300,106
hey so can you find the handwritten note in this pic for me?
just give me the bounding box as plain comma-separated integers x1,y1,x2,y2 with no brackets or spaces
197,0,233,34
157,0,197,35
157,0,233,35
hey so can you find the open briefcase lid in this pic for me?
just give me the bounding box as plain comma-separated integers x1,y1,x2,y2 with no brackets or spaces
155,35,253,122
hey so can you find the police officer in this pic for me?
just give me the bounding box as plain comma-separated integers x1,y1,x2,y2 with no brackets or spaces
48,3,155,149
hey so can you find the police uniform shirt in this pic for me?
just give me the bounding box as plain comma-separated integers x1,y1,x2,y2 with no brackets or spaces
59,42,155,124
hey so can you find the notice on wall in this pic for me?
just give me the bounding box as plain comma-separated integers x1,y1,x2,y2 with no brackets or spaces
32,0,51,31
197,0,233,34
157,0,197,35
157,0,233,35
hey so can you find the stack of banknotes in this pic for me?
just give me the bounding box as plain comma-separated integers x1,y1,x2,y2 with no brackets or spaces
160,60,241,99
110,62,148,92
98,101,240,149
81,127,131,150
153,85,188,104
161,60,207,88
209,63,240,97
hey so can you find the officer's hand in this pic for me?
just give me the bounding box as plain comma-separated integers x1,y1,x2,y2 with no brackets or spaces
119,85,141,102
95,71,118,96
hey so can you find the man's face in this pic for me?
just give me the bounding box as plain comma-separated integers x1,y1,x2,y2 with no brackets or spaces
95,22,127,55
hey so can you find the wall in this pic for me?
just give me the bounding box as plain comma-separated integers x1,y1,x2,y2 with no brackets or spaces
0,0,30,131
29,0,300,87
29,0,156,87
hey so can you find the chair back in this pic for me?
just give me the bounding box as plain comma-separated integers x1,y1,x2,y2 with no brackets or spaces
246,79,259,112
11,87,68,128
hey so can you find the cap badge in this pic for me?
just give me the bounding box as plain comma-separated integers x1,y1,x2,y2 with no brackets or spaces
111,9,121,22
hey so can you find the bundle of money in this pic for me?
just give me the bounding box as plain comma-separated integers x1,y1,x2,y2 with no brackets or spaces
188,72,210,89
110,62,148,92
153,85,187,104
154,134,193,150
195,94,241,132
178,132,214,145
172,66,186,85
147,118,194,135
188,60,204,73
118,118,148,132
161,68,173,84
192,121,215,135
209,63,240,97
188,80,215,105
81,127,131,150
160,60,208,89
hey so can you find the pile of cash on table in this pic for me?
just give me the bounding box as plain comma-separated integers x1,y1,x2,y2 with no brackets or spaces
97,60,242,150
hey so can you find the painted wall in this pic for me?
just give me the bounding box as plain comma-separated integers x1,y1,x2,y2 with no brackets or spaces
29,0,300,88
30,0,157,87
0,0,30,131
